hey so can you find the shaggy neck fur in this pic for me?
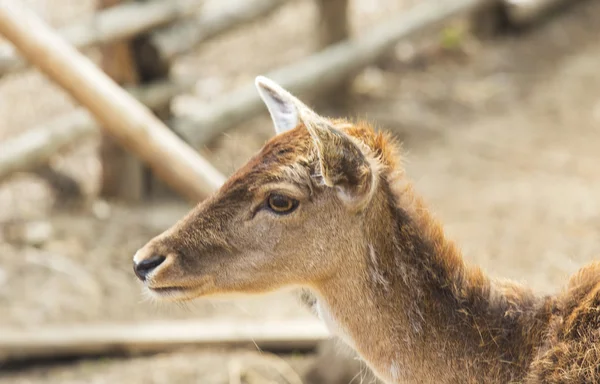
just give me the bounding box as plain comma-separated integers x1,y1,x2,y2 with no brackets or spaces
311,164,556,384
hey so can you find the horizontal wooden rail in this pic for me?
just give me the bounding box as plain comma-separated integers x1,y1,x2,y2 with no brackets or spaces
0,1,225,200
0,0,290,77
150,0,291,62
0,80,193,182
0,319,329,363
0,0,202,76
176,0,490,146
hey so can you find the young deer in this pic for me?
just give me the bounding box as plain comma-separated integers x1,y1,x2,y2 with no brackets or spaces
134,77,600,383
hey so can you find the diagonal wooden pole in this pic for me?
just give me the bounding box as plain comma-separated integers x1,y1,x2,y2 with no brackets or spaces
0,0,225,201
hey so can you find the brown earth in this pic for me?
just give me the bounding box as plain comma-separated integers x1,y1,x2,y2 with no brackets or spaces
1,0,600,382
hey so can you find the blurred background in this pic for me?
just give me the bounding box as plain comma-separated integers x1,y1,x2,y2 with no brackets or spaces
1,0,599,383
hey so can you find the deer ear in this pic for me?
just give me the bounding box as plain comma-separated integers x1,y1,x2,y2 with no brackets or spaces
255,76,301,134
306,122,375,210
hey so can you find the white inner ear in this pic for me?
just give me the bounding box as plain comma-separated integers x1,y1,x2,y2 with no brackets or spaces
255,76,300,134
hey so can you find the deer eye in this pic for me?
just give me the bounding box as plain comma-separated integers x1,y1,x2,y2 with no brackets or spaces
267,194,299,214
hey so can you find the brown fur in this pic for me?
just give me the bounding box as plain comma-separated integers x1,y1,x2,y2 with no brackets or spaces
135,95,600,383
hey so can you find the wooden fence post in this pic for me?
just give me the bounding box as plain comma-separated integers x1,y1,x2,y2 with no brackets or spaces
317,0,349,48
131,14,177,199
97,0,145,201
98,0,179,200
316,0,350,102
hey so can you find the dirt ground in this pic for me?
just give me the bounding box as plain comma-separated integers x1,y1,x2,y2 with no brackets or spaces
2,0,600,383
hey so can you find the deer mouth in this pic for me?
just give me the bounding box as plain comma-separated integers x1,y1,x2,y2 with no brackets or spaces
146,285,198,301
145,276,216,301
149,286,186,294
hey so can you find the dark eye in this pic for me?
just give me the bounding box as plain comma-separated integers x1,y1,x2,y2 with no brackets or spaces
267,194,299,214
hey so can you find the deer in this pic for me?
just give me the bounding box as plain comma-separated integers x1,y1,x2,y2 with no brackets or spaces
133,76,600,383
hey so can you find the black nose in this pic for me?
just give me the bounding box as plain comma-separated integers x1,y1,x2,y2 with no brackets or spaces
134,255,166,281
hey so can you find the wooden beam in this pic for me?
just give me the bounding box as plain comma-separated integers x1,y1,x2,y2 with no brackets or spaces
0,111,94,182
149,0,291,62
0,80,193,183
175,0,489,146
97,0,145,201
317,0,349,49
0,1,225,201
130,0,186,199
0,0,290,77
0,319,329,363
316,0,351,101
0,0,202,76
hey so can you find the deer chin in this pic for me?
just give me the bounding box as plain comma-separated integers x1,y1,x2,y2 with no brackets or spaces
144,276,216,301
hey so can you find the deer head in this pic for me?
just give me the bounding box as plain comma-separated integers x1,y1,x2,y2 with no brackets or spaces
133,76,388,301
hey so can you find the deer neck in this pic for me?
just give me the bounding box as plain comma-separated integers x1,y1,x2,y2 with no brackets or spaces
311,180,553,384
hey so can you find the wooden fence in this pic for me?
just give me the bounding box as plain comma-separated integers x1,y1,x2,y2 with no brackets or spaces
0,0,575,203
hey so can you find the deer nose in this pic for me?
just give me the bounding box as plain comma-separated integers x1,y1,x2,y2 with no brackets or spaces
133,254,166,281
